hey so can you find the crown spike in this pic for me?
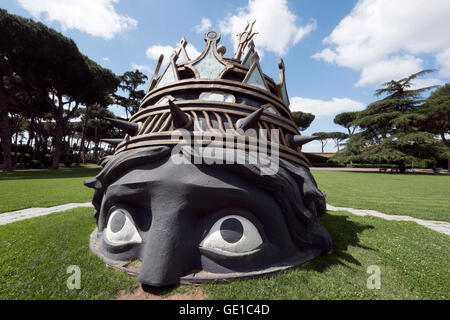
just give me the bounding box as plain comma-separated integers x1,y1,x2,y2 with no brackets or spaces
101,139,123,147
236,106,266,131
287,135,319,148
168,100,191,129
105,117,139,136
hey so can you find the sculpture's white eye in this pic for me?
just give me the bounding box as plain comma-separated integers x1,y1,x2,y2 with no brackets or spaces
200,215,263,253
105,209,142,245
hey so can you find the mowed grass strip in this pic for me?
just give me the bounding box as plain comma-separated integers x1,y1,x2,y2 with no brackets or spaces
312,171,450,222
202,211,450,300
0,207,138,299
0,168,101,213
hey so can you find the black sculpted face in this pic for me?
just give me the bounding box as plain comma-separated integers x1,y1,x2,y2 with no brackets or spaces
86,147,331,287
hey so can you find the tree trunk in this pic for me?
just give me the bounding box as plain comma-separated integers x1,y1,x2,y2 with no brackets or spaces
440,133,450,148
93,127,98,163
77,105,90,166
13,131,19,164
399,161,406,174
0,88,13,171
26,118,34,149
52,94,75,169
33,133,39,160
52,122,64,169
52,99,66,170
94,142,100,163
83,140,90,164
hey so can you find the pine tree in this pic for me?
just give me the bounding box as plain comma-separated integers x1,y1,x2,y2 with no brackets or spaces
291,111,315,132
420,83,450,148
113,70,148,119
334,70,447,172
312,132,331,152
333,111,359,136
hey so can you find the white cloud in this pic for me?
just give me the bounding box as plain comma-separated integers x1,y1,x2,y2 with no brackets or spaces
185,43,202,60
193,17,212,34
219,0,316,56
17,0,137,39
290,97,365,117
298,140,322,153
108,104,127,118
356,55,423,87
131,63,152,75
435,48,450,78
146,45,176,64
146,43,201,65
103,57,110,62
313,0,450,85
299,140,338,153
409,78,444,91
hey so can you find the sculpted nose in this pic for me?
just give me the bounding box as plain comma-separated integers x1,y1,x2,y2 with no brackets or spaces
138,212,197,287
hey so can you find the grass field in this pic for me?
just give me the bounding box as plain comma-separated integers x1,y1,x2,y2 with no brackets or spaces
312,171,450,222
0,207,138,299
0,207,447,299
1,169,448,222
0,168,448,300
0,168,100,213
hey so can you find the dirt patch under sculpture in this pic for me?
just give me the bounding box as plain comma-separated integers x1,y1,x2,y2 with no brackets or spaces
116,284,205,300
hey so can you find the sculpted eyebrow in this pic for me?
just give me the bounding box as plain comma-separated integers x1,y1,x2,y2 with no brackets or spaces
105,183,149,203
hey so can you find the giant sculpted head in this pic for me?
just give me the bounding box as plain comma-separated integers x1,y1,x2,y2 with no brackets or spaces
85,30,331,287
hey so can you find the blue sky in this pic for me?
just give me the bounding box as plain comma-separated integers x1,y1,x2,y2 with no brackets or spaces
2,0,450,152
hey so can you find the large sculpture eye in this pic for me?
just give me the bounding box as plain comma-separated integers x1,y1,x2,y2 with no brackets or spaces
200,215,263,253
105,208,142,245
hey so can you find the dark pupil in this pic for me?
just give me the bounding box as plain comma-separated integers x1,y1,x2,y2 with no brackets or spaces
110,211,126,233
220,218,244,244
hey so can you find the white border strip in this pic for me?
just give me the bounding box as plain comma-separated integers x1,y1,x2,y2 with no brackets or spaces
327,204,450,236
0,203,93,226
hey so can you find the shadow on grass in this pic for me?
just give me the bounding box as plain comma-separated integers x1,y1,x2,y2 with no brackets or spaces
307,212,375,272
0,168,101,181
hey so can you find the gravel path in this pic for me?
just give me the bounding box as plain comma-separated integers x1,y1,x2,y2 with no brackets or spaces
0,202,448,236
0,203,93,226
327,204,450,236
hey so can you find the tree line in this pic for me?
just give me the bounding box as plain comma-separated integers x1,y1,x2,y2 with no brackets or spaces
300,70,449,173
0,9,147,171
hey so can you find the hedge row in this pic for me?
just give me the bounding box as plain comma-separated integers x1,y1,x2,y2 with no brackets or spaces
346,163,399,169
10,152,73,169
310,162,345,168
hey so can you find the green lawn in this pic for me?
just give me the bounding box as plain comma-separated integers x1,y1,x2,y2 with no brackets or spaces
0,168,449,300
0,207,138,299
2,169,449,223
0,207,447,299
0,168,100,213
312,171,450,222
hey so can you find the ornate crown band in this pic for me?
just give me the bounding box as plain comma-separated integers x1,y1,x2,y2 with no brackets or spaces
103,28,317,166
